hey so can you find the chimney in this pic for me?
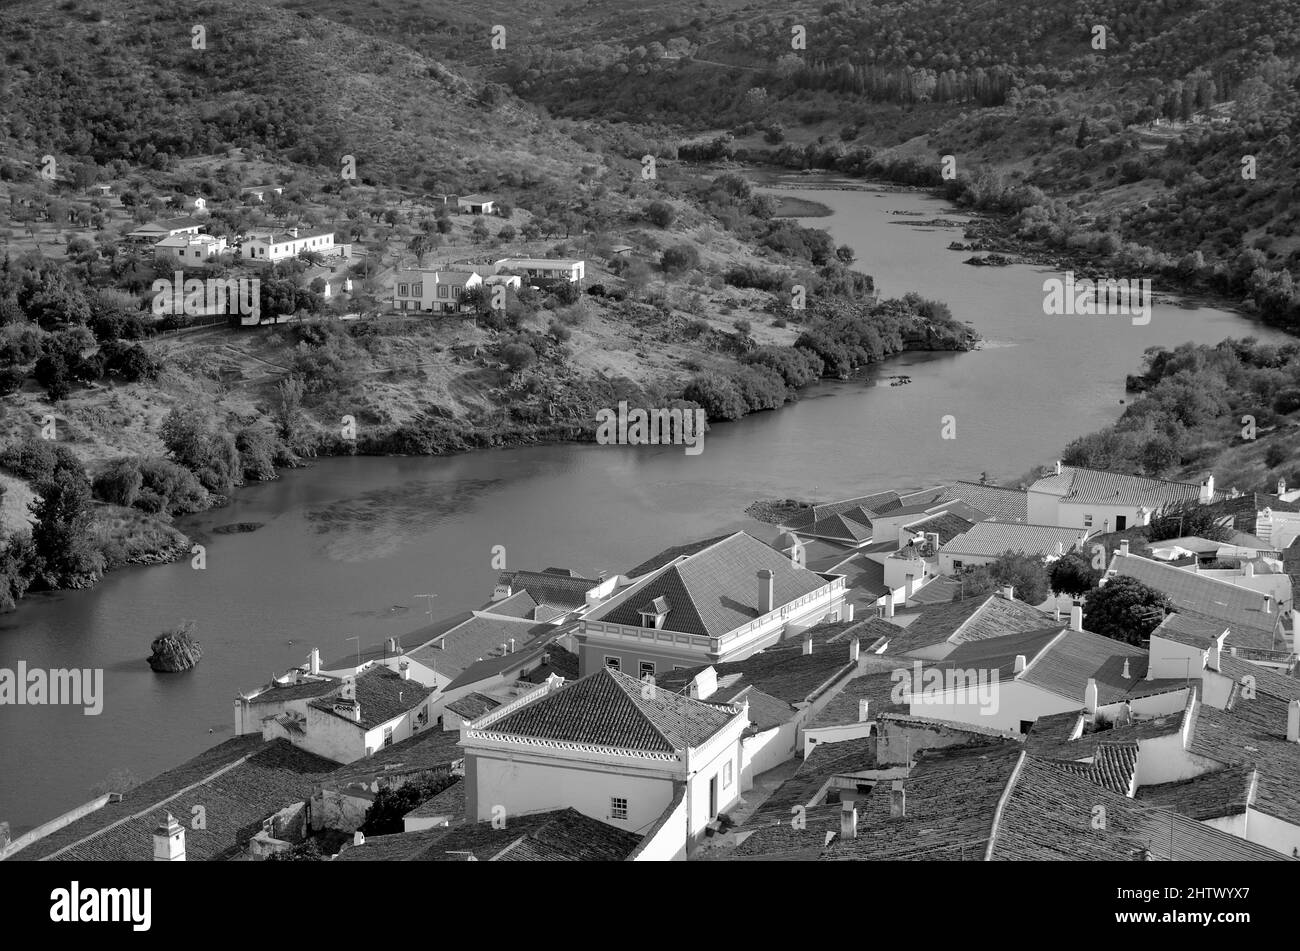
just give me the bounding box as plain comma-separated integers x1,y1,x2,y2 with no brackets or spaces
1206,640,1221,671
1120,539,1130,557
500,642,508,656
399,660,411,680
802,634,813,656
758,569,775,614
508,638,516,653
1264,596,1273,614
353,831,365,847
153,813,186,862
890,780,906,818
1013,654,1027,674
1056,541,1064,557
844,603,855,622
1055,460,1062,475
1121,658,1131,680
1070,605,1083,632
1000,585,1015,601
541,652,551,667
1054,603,1061,623
858,699,870,723
1245,561,1255,578
1289,700,1300,743
840,801,858,840
1084,678,1098,715
386,637,398,655
905,573,915,598
884,597,895,619
848,636,860,663
1279,478,1287,497
308,648,320,675
1199,474,1214,504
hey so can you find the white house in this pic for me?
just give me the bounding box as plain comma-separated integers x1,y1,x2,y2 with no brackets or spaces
126,217,204,243
937,521,1087,574
243,227,337,263
153,232,227,263
241,184,283,203
1027,463,1211,533
577,531,849,676
460,666,749,856
494,257,585,283
391,269,484,314
456,194,496,215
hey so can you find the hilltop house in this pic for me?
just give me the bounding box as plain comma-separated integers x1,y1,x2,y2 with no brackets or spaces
1026,463,1214,532
494,257,585,283
576,531,849,677
243,227,337,264
126,217,204,243
153,232,227,263
391,269,483,314
241,184,283,203
459,666,749,856
456,194,496,215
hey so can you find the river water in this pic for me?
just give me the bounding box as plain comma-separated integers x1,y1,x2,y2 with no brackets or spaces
0,174,1289,833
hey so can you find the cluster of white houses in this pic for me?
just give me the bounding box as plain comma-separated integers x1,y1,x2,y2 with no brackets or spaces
6,465,1298,862
390,258,586,314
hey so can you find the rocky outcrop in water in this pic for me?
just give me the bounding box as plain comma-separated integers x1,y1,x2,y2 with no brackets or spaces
148,623,203,672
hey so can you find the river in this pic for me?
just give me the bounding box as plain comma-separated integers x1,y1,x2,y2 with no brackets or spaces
0,174,1290,834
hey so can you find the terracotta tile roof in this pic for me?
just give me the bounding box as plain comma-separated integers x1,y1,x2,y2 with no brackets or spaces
1018,629,1151,704
322,724,464,786
585,532,830,639
1110,553,1283,649
805,507,875,544
989,755,1286,861
521,645,581,683
496,569,598,609
902,510,976,545
785,491,901,530
1212,654,1300,703
442,622,573,692
445,692,502,720
475,667,737,753
625,534,733,578
1150,611,1228,649
323,611,474,670
908,575,963,605
654,638,859,707
1204,493,1300,535
1188,695,1300,828
940,521,1086,558
937,481,1029,522
744,737,878,830
14,738,336,862
406,614,554,680
823,743,1023,860
404,776,466,821
805,670,910,729
479,590,538,618
880,593,1054,655
245,676,341,704
309,666,435,730
1136,766,1256,821
334,809,642,861
1024,702,1189,761
1032,466,1207,508
835,555,889,600
1085,741,1138,794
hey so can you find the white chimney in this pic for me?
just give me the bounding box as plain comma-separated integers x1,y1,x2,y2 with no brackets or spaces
1054,603,1061,622
308,648,320,675
1120,539,1130,557
1056,541,1064,557
1000,585,1015,601
153,813,186,861
1084,678,1098,715
399,660,411,680
1245,561,1255,578
690,667,717,701
1070,605,1083,632
884,598,895,619
1279,478,1287,497
1206,640,1221,671
905,573,915,598
1264,596,1273,614
353,831,365,847
858,699,870,723
1055,460,1062,475
802,634,813,656
1289,700,1300,743
1013,654,1027,674
1199,475,1215,504
844,603,855,622
1121,658,1131,680
848,637,860,663
508,638,516,653
758,569,774,614
840,801,858,840
890,779,906,818
386,637,398,655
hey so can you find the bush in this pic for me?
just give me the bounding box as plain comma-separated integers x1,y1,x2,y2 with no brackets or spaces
645,200,676,228
683,374,747,421
93,458,143,507
1,437,85,484
661,244,700,273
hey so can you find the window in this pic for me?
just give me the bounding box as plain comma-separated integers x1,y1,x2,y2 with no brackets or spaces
604,656,621,671
639,660,656,679
952,560,963,571
413,282,423,296
438,285,450,298
398,283,409,296
382,725,394,747
722,760,733,789
1083,513,1094,528
610,797,628,821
